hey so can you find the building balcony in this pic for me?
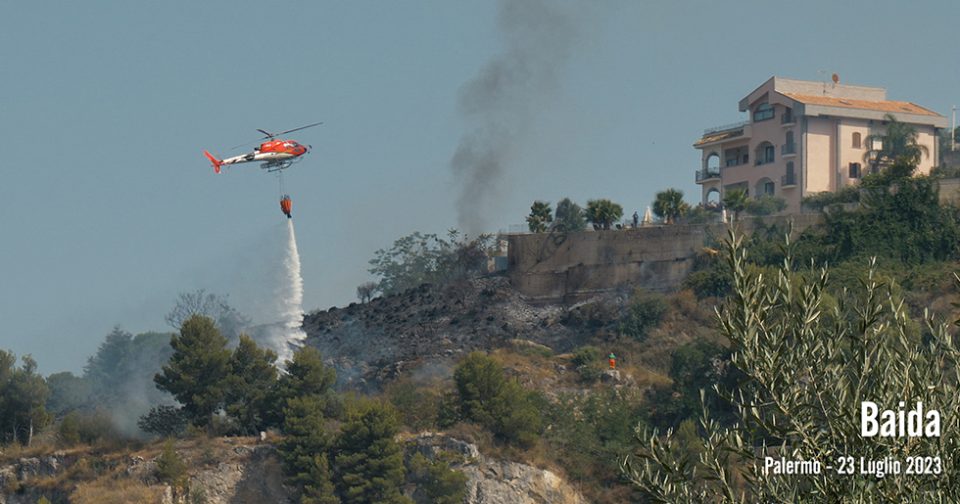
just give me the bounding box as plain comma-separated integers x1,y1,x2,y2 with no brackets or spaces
695,168,721,183
781,112,795,126
781,172,798,188
781,143,797,157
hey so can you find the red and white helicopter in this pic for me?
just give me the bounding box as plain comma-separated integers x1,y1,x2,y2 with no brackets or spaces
203,122,322,174
204,122,321,218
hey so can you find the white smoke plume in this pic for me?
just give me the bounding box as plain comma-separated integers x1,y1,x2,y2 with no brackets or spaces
451,0,582,235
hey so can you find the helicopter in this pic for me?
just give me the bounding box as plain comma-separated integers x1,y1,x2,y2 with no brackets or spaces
203,122,322,174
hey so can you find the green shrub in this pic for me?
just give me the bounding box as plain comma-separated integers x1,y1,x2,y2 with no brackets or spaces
407,452,467,504
744,195,787,216
618,290,667,341
156,440,187,487
801,186,861,210
57,410,120,446
453,353,542,447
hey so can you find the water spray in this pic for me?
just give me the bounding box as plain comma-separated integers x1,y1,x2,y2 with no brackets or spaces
273,218,306,363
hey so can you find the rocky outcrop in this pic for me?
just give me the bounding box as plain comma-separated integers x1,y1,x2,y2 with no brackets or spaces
186,445,291,504
0,442,292,504
408,433,589,504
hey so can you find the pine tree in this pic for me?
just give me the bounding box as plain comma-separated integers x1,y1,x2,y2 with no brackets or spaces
223,335,278,434
335,401,412,504
268,346,338,427
301,454,341,504
154,315,231,428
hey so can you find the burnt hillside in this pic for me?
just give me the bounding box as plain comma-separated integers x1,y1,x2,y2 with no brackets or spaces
302,276,612,389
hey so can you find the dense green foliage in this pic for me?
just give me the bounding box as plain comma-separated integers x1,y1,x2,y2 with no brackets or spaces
453,352,542,447
624,230,960,502
137,405,187,438
280,396,337,501
154,316,232,429
368,230,492,296
223,335,279,435
743,195,786,216
686,173,960,301
407,452,467,504
646,340,735,429
334,401,412,504
546,389,648,490
526,200,553,233
618,290,667,341
820,176,960,265
585,199,624,230
801,185,860,211
554,197,587,232
0,351,50,445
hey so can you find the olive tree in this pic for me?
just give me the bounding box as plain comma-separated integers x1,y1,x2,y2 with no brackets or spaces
622,229,960,502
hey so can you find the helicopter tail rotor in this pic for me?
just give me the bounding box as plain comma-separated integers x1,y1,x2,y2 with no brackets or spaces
203,150,223,174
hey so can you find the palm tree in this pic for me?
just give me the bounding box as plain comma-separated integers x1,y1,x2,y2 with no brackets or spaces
652,188,690,224
585,199,624,230
863,113,929,177
722,188,748,222
526,201,553,233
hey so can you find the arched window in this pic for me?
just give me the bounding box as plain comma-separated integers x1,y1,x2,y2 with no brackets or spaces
706,153,720,171
755,141,775,165
852,132,862,149
706,188,720,206
756,178,775,196
753,103,774,122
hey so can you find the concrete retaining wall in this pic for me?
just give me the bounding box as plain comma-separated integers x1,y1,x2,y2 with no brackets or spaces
506,214,822,302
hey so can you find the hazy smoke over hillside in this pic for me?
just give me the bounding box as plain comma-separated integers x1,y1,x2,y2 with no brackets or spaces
451,0,581,234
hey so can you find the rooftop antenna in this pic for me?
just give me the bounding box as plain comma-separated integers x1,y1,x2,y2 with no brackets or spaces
953,105,957,152
816,70,839,95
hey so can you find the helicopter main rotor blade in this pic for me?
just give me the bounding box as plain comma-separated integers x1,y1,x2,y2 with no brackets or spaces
274,121,323,136
227,121,323,150
229,138,263,150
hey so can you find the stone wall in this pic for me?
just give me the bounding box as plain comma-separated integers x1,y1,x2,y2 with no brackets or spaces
506,214,822,302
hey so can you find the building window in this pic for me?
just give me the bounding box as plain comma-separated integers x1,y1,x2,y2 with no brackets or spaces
784,161,796,186
753,103,774,122
852,132,862,149
849,162,861,179
764,181,775,195
755,142,775,165
781,107,794,124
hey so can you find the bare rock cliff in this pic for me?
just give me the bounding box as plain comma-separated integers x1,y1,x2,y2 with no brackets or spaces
409,433,589,504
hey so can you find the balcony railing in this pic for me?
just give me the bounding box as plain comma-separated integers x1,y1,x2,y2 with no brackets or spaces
702,120,750,136
696,168,721,182
782,172,797,187
781,112,795,124
781,143,796,156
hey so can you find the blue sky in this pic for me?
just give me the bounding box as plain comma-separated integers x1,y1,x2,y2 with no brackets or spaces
2,0,958,373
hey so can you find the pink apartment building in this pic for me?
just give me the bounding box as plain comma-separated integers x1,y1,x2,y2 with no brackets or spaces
694,77,948,213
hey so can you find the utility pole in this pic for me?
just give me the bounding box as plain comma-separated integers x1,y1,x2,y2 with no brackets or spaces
953,105,956,152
